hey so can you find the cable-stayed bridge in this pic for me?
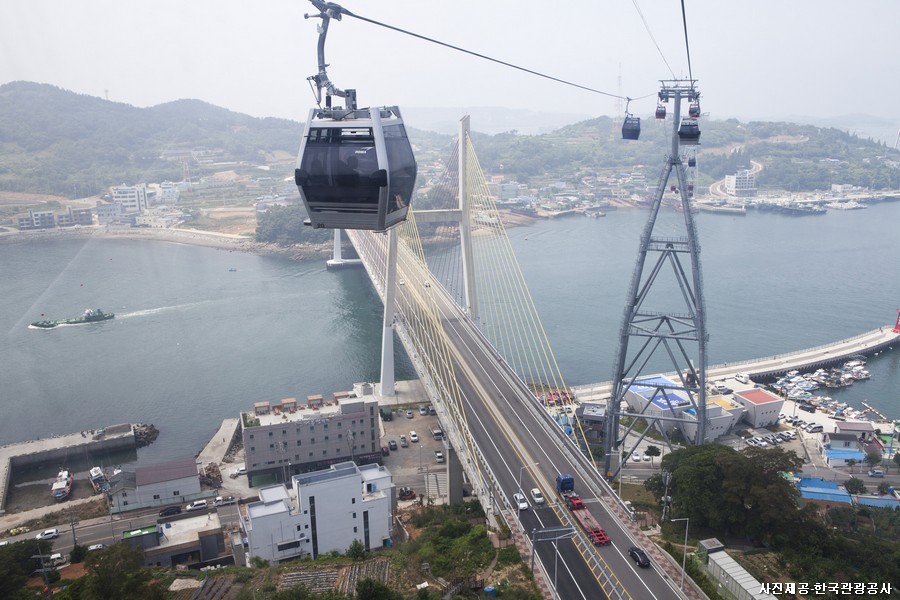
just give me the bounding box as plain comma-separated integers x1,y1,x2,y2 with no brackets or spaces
335,118,693,600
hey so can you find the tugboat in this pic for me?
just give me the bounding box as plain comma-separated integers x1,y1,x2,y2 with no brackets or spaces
50,470,74,501
31,308,115,329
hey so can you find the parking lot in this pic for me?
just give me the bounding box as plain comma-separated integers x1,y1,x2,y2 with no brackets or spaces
379,404,449,501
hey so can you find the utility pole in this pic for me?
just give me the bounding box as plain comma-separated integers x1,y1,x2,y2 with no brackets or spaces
68,505,79,547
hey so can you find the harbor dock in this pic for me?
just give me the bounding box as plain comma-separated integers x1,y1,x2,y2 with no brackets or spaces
575,326,900,402
0,424,136,514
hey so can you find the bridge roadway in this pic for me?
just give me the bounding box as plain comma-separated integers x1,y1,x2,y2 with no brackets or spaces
347,232,685,600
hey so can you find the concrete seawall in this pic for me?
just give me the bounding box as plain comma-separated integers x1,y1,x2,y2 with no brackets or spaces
0,424,136,514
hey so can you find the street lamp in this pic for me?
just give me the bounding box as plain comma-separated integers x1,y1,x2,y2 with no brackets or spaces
518,462,539,517
671,517,690,590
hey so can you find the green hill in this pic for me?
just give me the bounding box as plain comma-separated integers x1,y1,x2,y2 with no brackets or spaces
1,81,898,198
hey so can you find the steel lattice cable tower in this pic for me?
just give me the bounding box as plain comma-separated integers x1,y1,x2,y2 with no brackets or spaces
605,81,708,478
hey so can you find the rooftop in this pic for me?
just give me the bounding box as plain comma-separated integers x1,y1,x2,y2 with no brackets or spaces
735,388,782,406
136,456,198,487
631,376,692,410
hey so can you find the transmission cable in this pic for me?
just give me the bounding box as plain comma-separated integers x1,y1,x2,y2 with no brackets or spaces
335,5,636,101
631,0,676,79
680,0,694,83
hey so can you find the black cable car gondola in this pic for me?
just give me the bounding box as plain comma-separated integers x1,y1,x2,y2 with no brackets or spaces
294,1,417,231
678,118,701,145
622,114,641,140
688,156,697,168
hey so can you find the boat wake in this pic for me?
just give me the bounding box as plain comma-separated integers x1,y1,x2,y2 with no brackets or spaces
118,301,212,318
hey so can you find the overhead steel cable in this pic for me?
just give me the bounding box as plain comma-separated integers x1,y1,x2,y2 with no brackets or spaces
329,3,641,102
631,0,676,79
680,0,694,83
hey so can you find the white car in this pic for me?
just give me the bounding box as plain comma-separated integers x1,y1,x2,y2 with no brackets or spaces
631,451,641,462
530,488,545,505
409,431,419,443
35,528,59,540
88,543,105,552
513,493,529,511
185,500,208,512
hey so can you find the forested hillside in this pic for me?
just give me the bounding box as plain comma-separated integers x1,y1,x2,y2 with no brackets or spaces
1,81,898,198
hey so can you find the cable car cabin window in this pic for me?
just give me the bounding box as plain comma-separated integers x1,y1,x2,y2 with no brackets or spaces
297,126,382,210
383,123,416,216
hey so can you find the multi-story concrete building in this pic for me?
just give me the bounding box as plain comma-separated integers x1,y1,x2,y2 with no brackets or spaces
95,200,123,223
17,209,56,230
241,383,381,484
241,461,392,563
724,169,757,197
110,183,148,214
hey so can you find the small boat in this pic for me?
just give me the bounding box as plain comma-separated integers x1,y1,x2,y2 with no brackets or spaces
51,470,74,501
31,308,115,329
89,466,110,494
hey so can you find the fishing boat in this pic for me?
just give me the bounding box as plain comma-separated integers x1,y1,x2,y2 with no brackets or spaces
88,466,109,494
51,470,74,501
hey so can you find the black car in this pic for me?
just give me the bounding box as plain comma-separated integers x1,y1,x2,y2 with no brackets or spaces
159,505,182,517
628,546,650,568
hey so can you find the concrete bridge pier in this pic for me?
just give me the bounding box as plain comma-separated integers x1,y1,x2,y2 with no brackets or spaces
447,445,465,505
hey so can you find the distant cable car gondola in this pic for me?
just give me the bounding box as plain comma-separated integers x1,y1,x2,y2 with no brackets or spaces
688,156,697,168
688,102,701,118
622,114,641,140
678,118,701,145
655,105,667,119
294,1,417,231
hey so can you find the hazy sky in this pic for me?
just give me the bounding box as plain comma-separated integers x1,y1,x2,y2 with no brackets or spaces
3,0,899,125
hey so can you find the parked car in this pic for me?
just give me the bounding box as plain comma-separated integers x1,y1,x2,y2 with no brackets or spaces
381,445,390,456
159,505,182,517
230,466,247,478
629,546,651,568
630,451,641,462
35,528,59,540
434,450,445,463
388,439,398,451
868,469,885,478
406,410,414,419
185,500,208,512
399,435,408,447
87,543,105,552
398,486,416,501
513,493,529,511
214,496,236,507
418,405,429,415
530,488,545,505
409,431,419,443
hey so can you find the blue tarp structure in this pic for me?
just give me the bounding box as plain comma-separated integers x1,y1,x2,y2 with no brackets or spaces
854,494,900,509
798,478,852,505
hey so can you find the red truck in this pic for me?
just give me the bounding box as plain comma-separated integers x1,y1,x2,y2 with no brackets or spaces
556,474,611,546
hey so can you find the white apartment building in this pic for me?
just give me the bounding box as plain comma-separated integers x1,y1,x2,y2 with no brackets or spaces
110,183,148,214
724,170,757,197
241,461,393,563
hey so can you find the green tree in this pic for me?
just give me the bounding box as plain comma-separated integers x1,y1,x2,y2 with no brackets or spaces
70,543,88,564
356,578,401,600
864,452,882,470
644,445,661,466
82,542,164,600
844,477,866,495
845,459,858,473
894,452,900,471
346,539,366,561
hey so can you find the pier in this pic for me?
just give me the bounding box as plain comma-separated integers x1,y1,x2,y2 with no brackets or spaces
0,424,136,514
575,327,900,402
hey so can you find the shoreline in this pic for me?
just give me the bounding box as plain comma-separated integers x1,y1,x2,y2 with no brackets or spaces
0,225,332,262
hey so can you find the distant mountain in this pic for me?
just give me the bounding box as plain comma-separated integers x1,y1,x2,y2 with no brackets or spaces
0,81,300,197
1,81,898,198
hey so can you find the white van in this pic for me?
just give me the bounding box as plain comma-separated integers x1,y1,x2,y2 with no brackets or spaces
185,499,208,512
735,372,750,384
